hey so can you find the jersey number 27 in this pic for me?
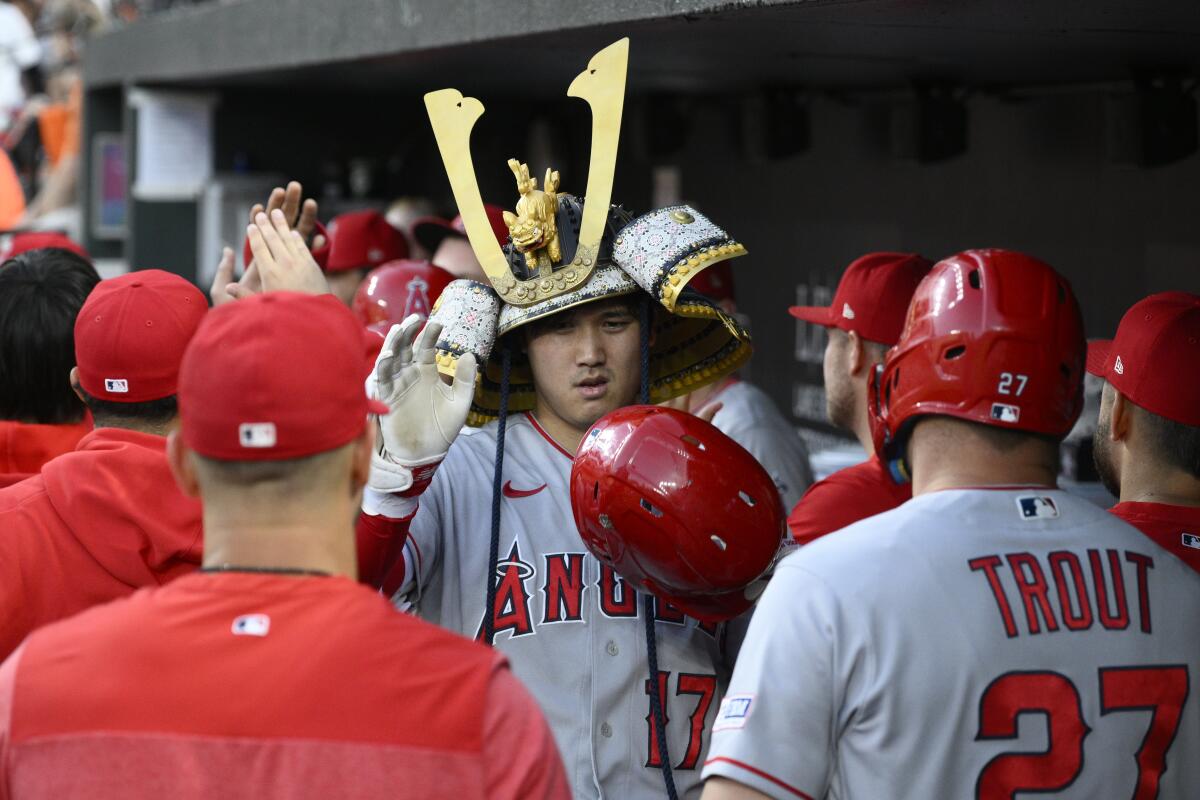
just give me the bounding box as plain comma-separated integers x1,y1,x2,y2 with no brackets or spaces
975,665,1189,799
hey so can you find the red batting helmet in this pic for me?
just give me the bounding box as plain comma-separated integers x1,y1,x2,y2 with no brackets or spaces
868,249,1085,459
570,406,784,623
353,259,454,335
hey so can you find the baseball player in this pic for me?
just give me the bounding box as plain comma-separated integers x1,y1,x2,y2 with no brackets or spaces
357,39,758,800
0,291,568,800
785,252,932,544
0,270,206,660
671,262,814,511
1090,291,1200,574
322,208,408,306
702,250,1200,799
411,204,508,283
0,246,98,486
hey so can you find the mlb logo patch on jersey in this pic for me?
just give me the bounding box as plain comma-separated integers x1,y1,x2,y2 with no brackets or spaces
104,378,129,393
713,693,755,732
990,402,1020,423
231,614,270,637
239,422,277,448
1182,533,1200,550
1016,495,1059,521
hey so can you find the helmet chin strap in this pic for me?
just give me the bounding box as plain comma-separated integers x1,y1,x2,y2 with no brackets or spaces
639,295,679,800
484,344,513,647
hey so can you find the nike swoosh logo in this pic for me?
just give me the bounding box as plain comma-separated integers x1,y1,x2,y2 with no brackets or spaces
502,481,547,499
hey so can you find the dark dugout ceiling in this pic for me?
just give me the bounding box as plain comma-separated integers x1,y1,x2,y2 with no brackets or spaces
84,0,1200,93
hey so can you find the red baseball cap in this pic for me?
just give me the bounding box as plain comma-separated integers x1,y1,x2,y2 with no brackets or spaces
789,252,933,346
412,204,508,254
75,270,207,402
2,231,91,262
326,210,407,274
178,292,388,461
1086,291,1200,426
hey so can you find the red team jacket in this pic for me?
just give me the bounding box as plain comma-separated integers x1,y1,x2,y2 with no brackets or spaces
0,572,568,799
0,418,92,488
787,454,912,545
0,428,203,659
1110,500,1200,575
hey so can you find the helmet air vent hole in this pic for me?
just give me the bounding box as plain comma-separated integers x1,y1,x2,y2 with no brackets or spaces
640,498,664,518
738,490,756,507
710,535,728,551
680,434,706,450
593,481,599,500
944,345,966,360
968,270,981,289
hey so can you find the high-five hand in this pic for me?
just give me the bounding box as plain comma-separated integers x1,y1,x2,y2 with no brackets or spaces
367,316,478,496
246,209,329,296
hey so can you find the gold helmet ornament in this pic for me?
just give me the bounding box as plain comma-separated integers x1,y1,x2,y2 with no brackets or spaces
424,38,752,423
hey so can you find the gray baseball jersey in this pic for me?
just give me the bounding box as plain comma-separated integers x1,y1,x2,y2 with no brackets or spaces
400,412,733,800
703,488,1200,799
709,381,813,511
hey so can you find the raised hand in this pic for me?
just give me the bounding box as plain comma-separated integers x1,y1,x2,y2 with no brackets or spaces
246,208,329,296
367,315,478,496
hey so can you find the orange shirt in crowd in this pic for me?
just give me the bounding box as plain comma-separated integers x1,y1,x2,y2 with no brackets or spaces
787,454,912,545
0,572,569,800
1110,500,1200,576
0,150,24,229
0,427,202,660
0,417,92,488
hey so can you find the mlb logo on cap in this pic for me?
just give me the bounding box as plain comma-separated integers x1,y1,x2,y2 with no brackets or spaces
231,614,271,637
991,403,1021,423
104,378,129,393
1017,495,1059,520
239,423,278,449
1183,533,1200,551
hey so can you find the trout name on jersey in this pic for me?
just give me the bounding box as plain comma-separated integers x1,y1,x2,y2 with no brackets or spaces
969,547,1155,637
472,541,719,641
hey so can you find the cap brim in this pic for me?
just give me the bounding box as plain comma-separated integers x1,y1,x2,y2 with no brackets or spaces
788,305,837,326
412,216,460,253
1086,340,1112,377
367,398,390,416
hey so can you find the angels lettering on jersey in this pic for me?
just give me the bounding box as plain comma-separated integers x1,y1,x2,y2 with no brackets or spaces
472,540,720,642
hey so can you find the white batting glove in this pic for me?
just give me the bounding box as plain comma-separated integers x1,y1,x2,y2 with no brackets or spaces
367,315,478,497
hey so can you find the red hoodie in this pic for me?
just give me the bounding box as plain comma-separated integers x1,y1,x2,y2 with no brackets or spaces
0,427,203,660
0,418,93,489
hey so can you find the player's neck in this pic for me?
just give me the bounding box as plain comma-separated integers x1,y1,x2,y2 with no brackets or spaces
1117,453,1200,508
199,494,359,579
907,420,1059,497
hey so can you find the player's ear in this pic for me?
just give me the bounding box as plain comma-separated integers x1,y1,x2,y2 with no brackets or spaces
349,424,374,492
846,330,867,377
1109,388,1133,443
165,430,201,498
69,366,85,403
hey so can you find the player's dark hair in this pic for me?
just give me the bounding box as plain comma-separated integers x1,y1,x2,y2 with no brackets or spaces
1136,405,1200,479
0,249,100,424
77,389,178,429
